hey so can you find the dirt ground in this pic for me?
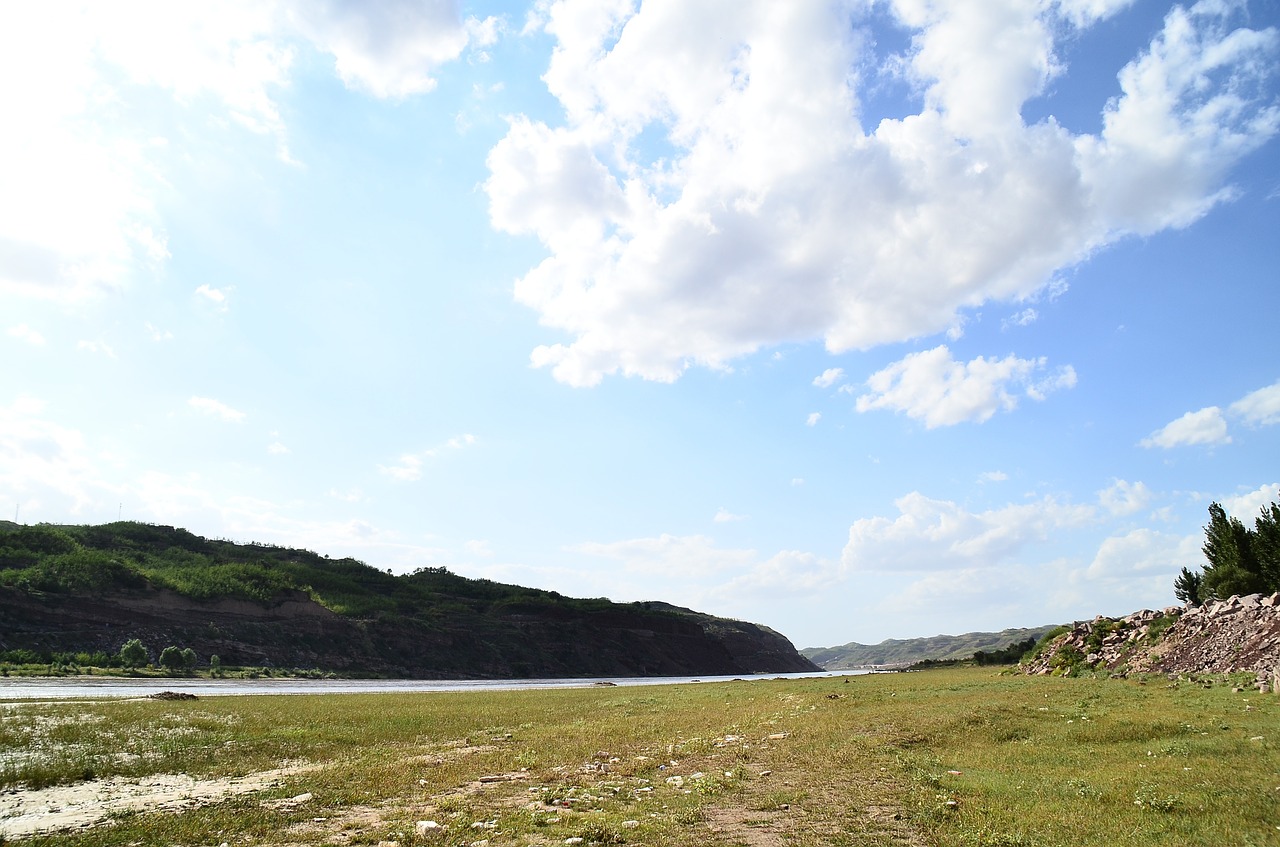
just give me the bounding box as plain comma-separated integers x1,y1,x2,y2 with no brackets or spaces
0,765,310,839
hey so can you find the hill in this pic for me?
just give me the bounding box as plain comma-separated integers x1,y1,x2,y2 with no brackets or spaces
802,626,1057,668
0,522,818,678
1020,593,1280,681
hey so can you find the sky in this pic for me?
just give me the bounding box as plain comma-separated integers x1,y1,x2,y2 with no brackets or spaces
2,0,1279,651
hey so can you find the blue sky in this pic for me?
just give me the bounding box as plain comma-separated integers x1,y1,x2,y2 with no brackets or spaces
2,0,1278,650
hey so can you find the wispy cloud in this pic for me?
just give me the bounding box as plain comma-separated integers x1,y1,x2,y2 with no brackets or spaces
7,324,45,345
188,396,246,423
379,433,477,481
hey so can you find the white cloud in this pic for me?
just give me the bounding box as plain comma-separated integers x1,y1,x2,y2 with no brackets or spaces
572,534,757,578
806,412,821,427
1140,406,1230,448
842,491,1096,572
267,441,290,455
1003,308,1039,329
0,395,100,513
195,284,230,309
76,340,116,358
979,470,1008,483
146,322,174,342
188,396,246,423
7,324,45,345
713,507,745,523
1221,482,1280,523
812,367,844,388
464,539,494,557
1085,528,1200,581
282,0,497,99
790,478,804,487
378,433,477,481
0,2,483,304
486,0,1279,385
854,345,1076,428
1098,478,1151,516
1229,379,1280,427
719,549,839,597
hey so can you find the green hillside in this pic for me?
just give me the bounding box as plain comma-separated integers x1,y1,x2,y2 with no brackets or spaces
0,522,818,678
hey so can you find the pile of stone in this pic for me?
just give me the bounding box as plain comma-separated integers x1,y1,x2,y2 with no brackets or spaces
1021,593,1280,689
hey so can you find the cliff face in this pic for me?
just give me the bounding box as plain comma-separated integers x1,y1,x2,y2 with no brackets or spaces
0,580,818,679
1020,593,1280,685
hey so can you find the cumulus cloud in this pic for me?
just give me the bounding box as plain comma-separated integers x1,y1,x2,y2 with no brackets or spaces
979,470,1009,483
806,412,822,427
378,433,477,481
854,345,1076,427
1142,379,1280,447
282,0,498,99
842,491,1096,572
485,0,1279,386
188,396,246,423
1229,379,1280,427
1085,528,1201,581
1221,482,1280,523
812,367,844,388
1098,479,1151,516
1140,406,1229,448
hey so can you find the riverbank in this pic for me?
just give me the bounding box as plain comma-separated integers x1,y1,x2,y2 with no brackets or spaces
1,667,1275,845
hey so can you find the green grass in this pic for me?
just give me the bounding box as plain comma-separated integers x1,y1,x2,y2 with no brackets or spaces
0,668,1277,846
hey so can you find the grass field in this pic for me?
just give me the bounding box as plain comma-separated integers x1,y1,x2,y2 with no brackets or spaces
1,667,1277,846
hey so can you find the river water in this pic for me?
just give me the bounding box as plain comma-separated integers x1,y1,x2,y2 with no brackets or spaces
0,670,867,700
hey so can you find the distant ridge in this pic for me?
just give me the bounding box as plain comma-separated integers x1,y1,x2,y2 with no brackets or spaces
802,626,1058,668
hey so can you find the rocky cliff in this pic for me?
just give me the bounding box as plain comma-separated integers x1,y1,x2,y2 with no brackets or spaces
1021,592,1280,688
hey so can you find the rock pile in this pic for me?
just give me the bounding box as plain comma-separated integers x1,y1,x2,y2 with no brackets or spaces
1021,593,1280,689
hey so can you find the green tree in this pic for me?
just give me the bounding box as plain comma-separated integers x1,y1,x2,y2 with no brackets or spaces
1253,501,1280,589
179,647,197,669
158,646,183,670
209,654,222,676
1173,567,1203,605
119,639,147,668
1184,499,1280,601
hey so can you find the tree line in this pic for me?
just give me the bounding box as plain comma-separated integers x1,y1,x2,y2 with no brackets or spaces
1175,498,1280,604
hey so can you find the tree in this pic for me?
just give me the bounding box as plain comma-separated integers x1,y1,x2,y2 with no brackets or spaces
1182,499,1280,602
180,647,197,669
1173,567,1203,605
119,638,147,668
1253,501,1280,589
158,646,183,671
209,654,222,676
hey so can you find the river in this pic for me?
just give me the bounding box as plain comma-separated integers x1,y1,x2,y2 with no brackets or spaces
0,670,868,700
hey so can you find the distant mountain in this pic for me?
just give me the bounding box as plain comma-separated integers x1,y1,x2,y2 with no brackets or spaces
802,626,1058,668
0,522,818,678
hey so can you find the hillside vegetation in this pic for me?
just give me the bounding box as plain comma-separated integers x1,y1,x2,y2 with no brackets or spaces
0,522,817,678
